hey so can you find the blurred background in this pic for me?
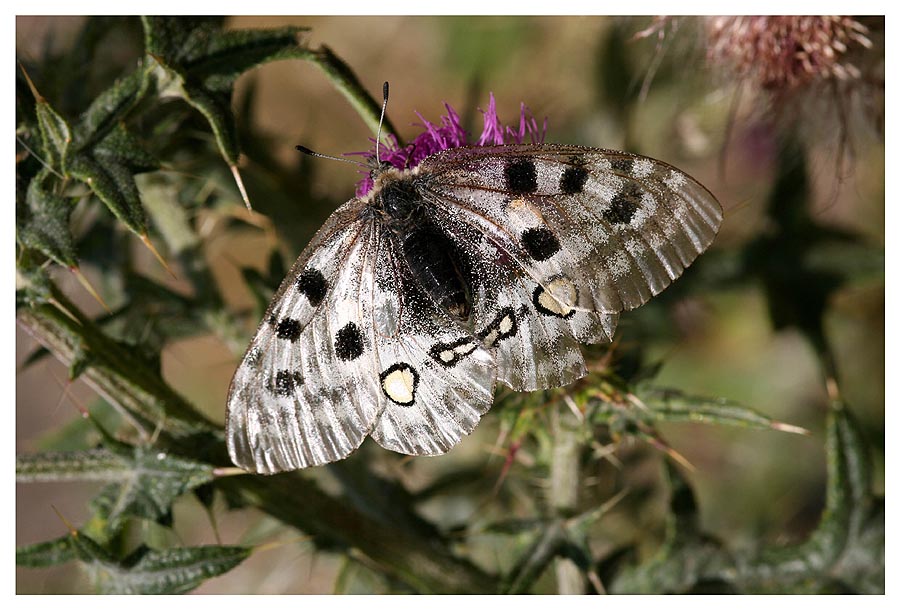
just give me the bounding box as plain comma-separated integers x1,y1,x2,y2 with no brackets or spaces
16,16,884,593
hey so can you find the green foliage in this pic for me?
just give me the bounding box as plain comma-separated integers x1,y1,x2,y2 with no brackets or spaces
83,543,251,594
16,17,883,594
17,169,79,268
610,402,882,593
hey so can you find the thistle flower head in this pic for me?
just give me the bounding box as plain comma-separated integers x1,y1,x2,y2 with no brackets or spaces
705,16,873,92
352,94,547,196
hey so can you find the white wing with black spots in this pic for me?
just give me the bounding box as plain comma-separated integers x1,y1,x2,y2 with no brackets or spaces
226,201,385,473
424,200,616,391
416,144,722,390
227,201,498,472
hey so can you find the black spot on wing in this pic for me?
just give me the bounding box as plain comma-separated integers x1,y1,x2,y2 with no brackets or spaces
521,227,561,261
603,183,642,225
560,166,588,194
273,370,303,397
296,268,327,307
610,157,634,173
505,159,538,194
275,317,302,342
335,322,364,361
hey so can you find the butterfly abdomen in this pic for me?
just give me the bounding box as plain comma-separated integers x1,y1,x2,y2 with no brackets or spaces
377,175,471,321
399,224,470,320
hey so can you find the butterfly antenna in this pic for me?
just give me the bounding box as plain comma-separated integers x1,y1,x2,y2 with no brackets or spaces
295,145,367,168
376,81,389,166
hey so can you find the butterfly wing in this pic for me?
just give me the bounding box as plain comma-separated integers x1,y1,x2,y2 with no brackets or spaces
365,230,496,456
226,200,386,472
227,200,497,473
417,144,723,391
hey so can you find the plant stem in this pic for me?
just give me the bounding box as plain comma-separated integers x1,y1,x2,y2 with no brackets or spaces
550,404,586,594
299,45,398,139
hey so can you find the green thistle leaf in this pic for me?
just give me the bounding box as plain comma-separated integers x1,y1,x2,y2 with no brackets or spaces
94,124,159,173
141,17,310,166
16,446,215,533
16,536,76,568
22,72,72,169
627,385,809,434
70,533,250,594
66,154,147,236
16,170,78,268
74,69,149,148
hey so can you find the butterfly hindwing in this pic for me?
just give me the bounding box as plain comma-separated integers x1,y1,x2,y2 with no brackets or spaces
420,203,614,391
367,232,496,455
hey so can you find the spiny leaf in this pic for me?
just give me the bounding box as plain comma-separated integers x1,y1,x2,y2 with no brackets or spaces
142,18,309,167
502,520,568,594
16,535,76,568
94,124,159,173
609,463,734,593
609,402,883,594
17,446,215,533
86,446,215,531
742,400,881,592
15,257,53,308
142,17,309,91
85,543,251,594
141,16,222,61
830,499,884,594
17,170,78,267
626,385,809,434
52,522,249,595
66,154,147,236
20,64,72,170
16,447,136,482
183,26,311,91
179,83,240,164
74,69,149,147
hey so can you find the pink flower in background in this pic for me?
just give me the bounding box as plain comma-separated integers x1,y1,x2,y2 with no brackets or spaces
705,16,873,92
353,93,547,197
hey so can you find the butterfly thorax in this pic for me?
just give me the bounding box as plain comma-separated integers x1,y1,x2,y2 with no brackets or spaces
372,170,471,322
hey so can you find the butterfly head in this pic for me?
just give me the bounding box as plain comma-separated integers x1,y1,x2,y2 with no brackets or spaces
370,167,421,222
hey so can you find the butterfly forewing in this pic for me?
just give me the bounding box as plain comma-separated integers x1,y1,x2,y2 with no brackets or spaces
226,201,385,472
419,144,722,307
227,201,498,471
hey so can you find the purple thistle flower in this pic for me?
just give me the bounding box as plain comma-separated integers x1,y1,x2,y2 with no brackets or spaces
351,93,547,197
